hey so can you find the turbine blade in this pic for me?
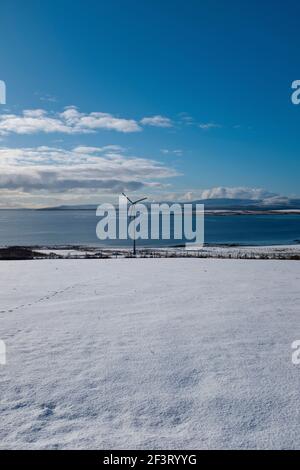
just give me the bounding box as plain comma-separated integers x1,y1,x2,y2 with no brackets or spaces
133,197,148,204
122,192,133,204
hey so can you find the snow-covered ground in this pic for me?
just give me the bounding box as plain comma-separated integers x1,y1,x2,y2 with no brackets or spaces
0,258,300,449
186,244,300,259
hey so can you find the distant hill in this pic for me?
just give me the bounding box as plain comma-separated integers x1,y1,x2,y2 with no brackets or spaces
39,198,300,212
191,198,300,211
40,204,98,210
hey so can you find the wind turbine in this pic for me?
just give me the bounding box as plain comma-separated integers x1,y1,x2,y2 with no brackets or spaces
122,193,147,255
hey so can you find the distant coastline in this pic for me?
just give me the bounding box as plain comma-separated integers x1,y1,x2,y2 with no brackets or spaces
1,195,300,216
1,208,300,216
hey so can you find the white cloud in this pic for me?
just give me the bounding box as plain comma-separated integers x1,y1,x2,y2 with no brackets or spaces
73,145,125,154
0,108,177,136
0,107,142,135
180,187,277,201
140,115,173,128
160,149,183,156
61,107,141,133
0,146,178,206
198,122,222,130
39,95,57,103
34,91,58,103
177,113,195,127
0,112,71,135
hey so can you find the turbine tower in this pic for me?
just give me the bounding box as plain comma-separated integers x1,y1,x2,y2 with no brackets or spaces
122,193,147,255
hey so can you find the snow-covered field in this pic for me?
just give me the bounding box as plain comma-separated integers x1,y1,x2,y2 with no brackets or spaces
0,258,300,449
186,244,300,259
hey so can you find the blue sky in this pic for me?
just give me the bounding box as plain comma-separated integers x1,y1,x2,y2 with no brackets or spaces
0,0,300,207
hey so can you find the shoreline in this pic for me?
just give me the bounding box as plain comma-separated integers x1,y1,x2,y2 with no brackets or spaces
1,208,300,215
1,243,300,260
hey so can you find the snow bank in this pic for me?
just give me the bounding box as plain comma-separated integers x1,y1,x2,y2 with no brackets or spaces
0,259,299,449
